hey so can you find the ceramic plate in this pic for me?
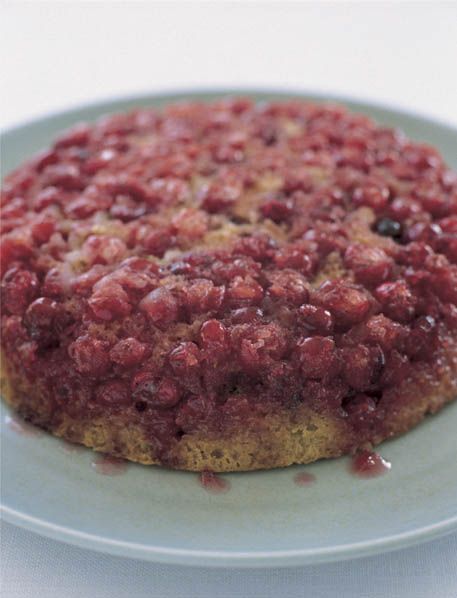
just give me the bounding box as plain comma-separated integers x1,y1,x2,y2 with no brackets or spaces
1,91,457,567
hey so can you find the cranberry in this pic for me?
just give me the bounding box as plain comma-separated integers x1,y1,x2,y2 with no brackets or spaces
353,183,389,211
282,167,313,193
132,373,181,408
267,270,309,305
148,177,189,207
182,279,225,315
73,265,109,295
439,216,457,234
41,265,73,298
438,234,457,264
221,394,256,422
341,345,381,391
344,244,393,286
399,242,434,268
274,242,314,274
172,208,209,240
442,303,457,329
54,123,90,149
1,197,26,219
168,342,201,377
226,276,264,307
298,304,334,334
212,256,261,282
42,163,83,191
82,235,127,266
34,150,59,172
110,195,146,221
375,280,416,322
1,267,39,315
30,216,55,245
84,149,117,174
0,235,34,274
229,306,264,324
234,234,276,262
237,323,288,370
68,335,110,376
200,319,228,351
313,281,372,329
199,180,241,213
141,227,174,257
32,186,63,211
431,266,457,304
380,350,410,386
296,336,337,379
343,394,377,426
361,314,404,351
24,297,59,338
402,316,437,359
405,222,442,244
260,198,294,222
110,338,147,367
89,284,131,321
175,395,215,432
140,287,179,327
388,197,421,221
95,380,130,406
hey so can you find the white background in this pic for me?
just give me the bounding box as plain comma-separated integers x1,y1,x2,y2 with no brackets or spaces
1,2,457,597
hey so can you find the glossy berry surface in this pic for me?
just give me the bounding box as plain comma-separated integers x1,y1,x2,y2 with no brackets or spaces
1,98,456,463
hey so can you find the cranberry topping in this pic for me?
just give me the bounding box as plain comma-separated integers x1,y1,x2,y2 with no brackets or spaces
1,98,456,462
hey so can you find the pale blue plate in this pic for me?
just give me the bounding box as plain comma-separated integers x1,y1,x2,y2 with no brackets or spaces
1,91,457,567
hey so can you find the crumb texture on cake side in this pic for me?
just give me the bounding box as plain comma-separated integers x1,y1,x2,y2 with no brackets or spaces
1,98,457,471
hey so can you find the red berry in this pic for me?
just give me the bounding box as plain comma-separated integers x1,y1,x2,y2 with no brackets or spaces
95,380,130,406
169,342,201,377
361,314,404,351
353,182,389,211
226,276,264,307
298,304,334,334
89,283,132,321
175,395,215,432
344,243,393,286
1,267,39,315
237,323,288,370
182,279,225,315
140,287,179,327
313,281,372,329
200,319,228,351
341,345,380,391
296,336,337,379
132,373,181,408
68,335,110,376
109,337,147,367
375,281,416,322
267,270,309,305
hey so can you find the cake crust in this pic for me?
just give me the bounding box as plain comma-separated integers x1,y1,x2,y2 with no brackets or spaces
1,98,457,471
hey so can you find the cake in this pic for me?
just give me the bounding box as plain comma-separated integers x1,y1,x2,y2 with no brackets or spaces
1,98,456,471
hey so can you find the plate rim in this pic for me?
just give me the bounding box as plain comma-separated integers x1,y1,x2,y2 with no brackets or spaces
2,502,457,567
2,88,457,567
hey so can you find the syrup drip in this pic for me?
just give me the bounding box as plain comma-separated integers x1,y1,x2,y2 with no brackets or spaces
294,471,316,487
91,454,128,475
350,450,391,478
199,471,231,494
